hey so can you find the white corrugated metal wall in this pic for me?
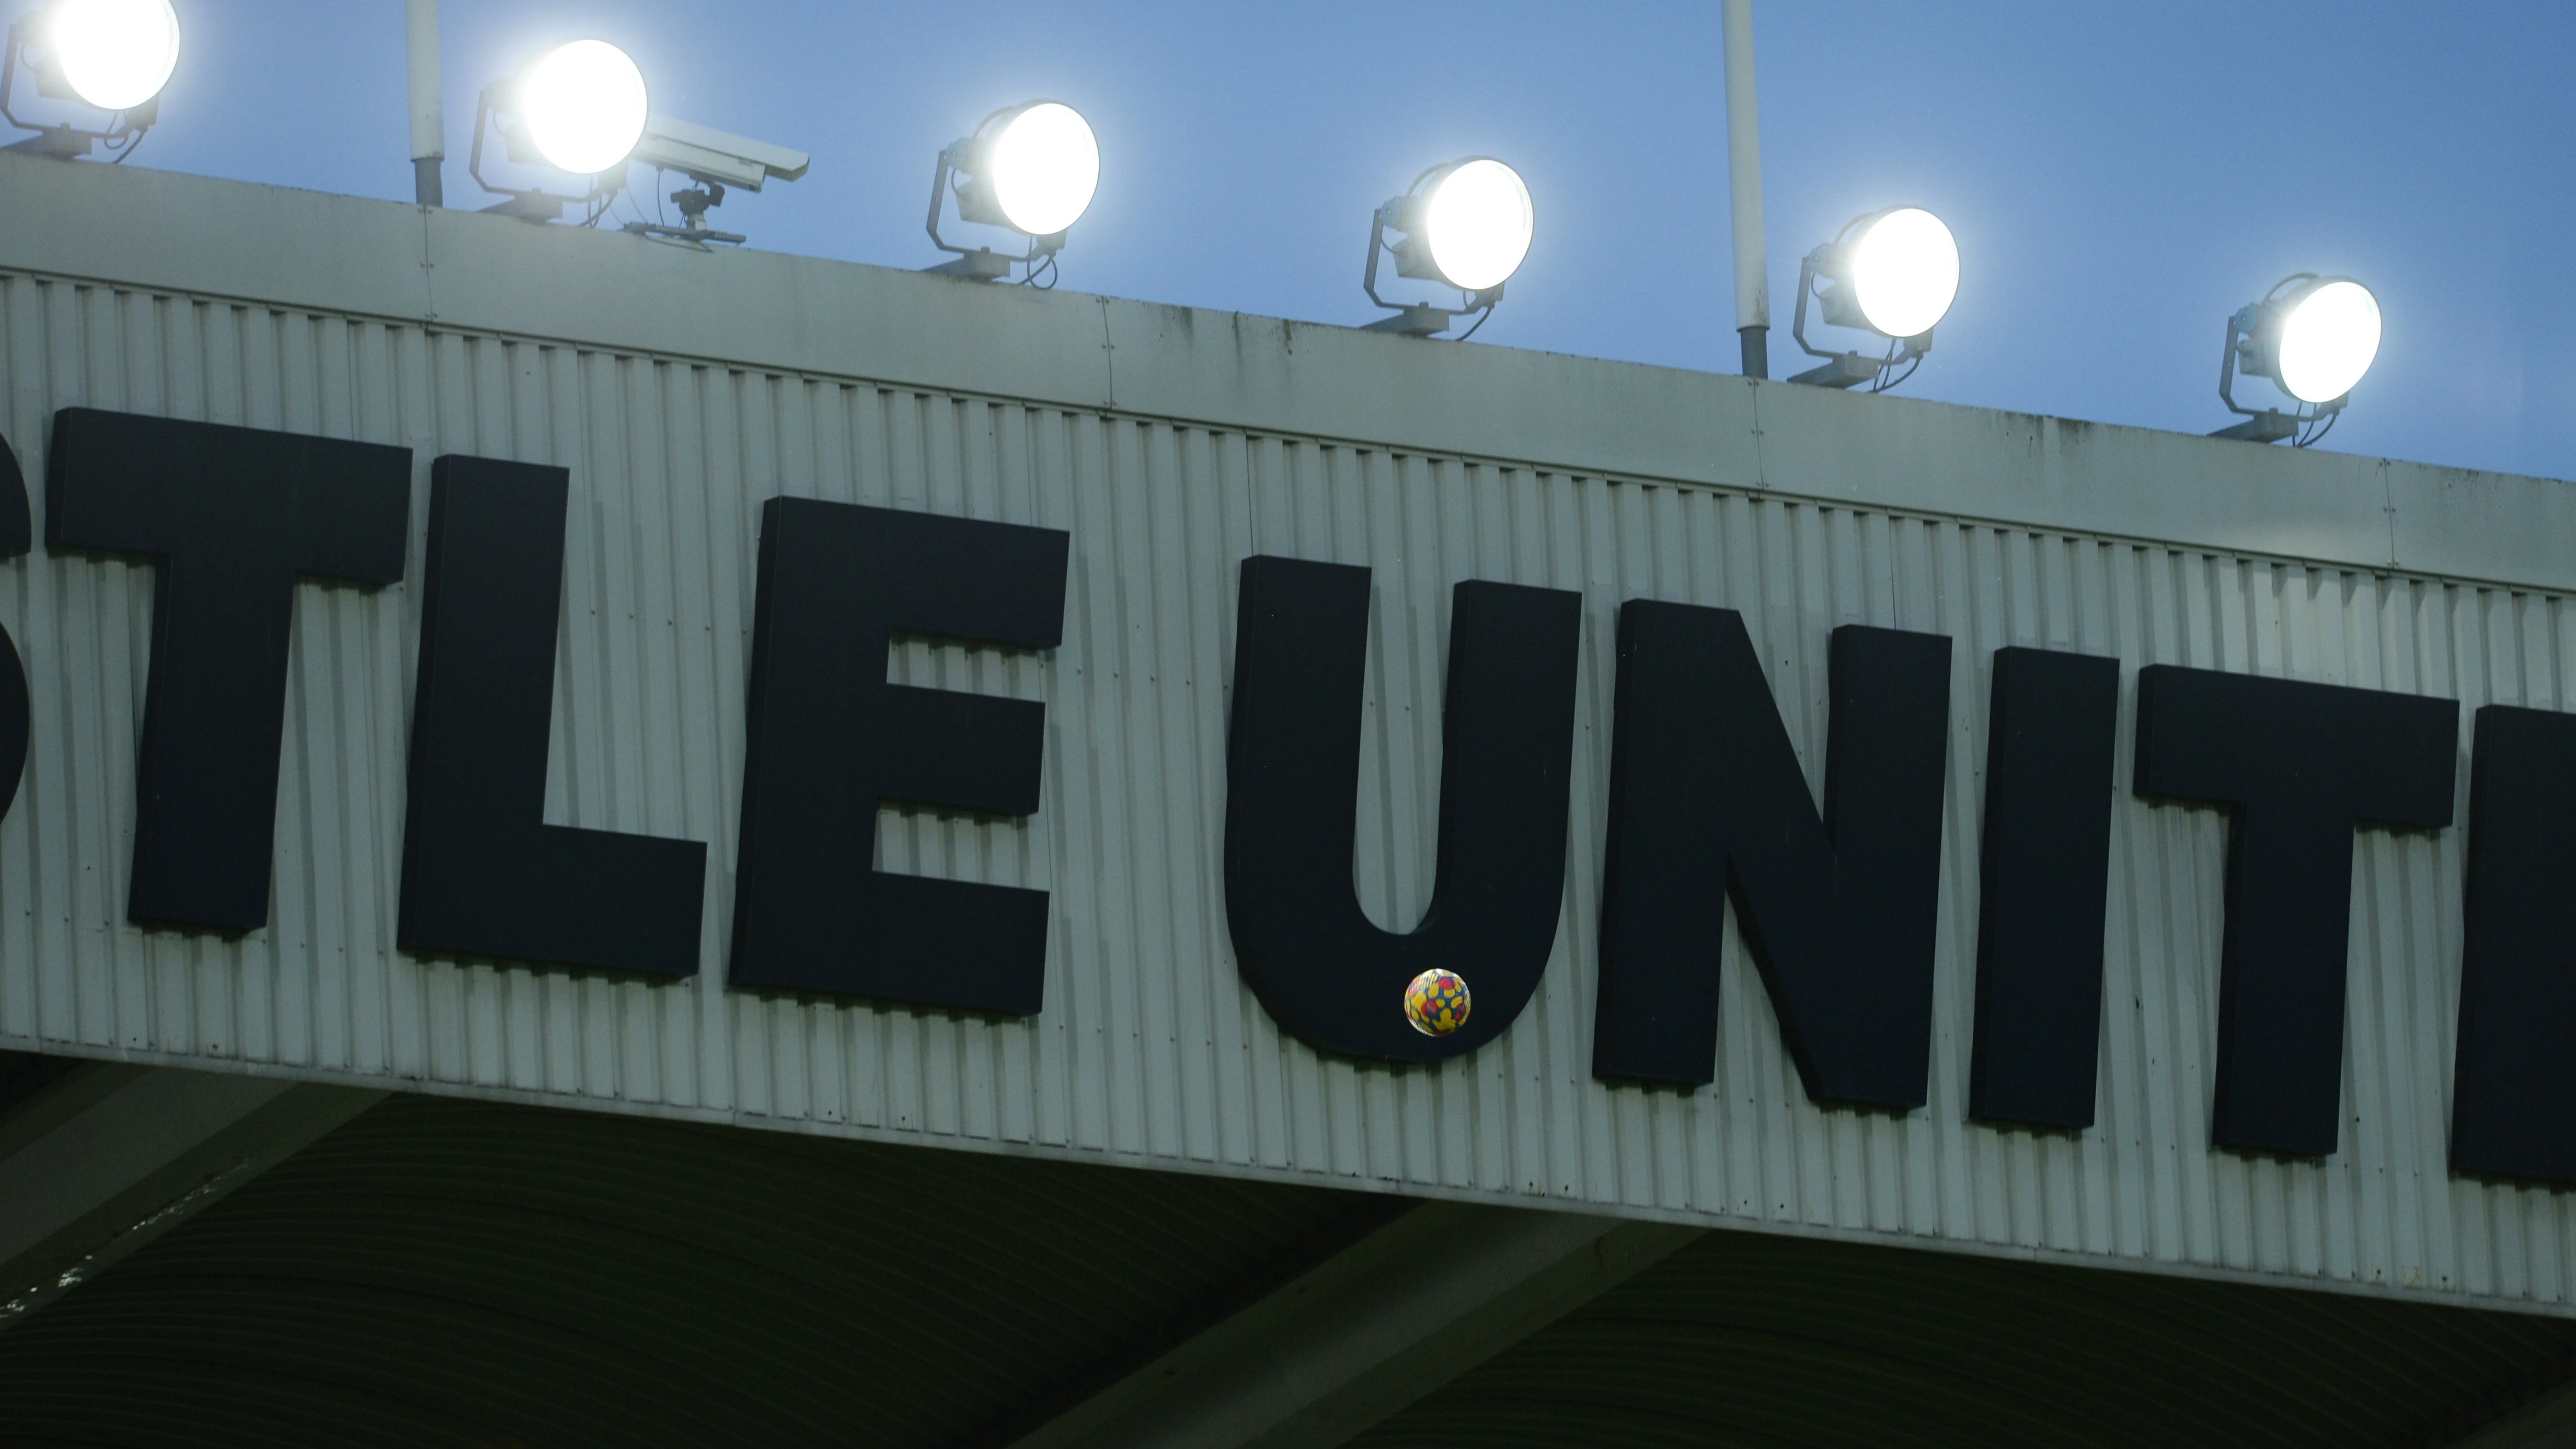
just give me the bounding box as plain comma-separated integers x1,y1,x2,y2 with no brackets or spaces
0,261,2568,1315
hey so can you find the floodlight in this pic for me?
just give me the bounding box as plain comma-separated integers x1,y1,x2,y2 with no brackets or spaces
2213,274,2380,445
464,40,806,247
926,100,1100,283
518,39,646,176
1,0,179,161
467,40,646,223
1788,206,1960,390
1361,157,1535,338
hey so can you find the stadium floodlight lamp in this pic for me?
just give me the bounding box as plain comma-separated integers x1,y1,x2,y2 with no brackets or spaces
1361,157,1535,338
925,100,1100,284
2212,275,2381,446
1788,206,1960,390
0,0,180,161
468,39,649,224
469,41,805,247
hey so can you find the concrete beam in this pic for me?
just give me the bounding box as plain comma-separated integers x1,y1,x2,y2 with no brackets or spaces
1007,1201,1700,1449
0,1060,382,1330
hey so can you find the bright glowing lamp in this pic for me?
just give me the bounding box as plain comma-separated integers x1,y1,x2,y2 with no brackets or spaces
49,0,179,112
926,100,1101,282
1845,207,1959,340
2273,279,2380,405
1361,156,1535,338
518,39,646,176
983,101,1099,237
1788,206,1961,390
2214,273,2380,445
1419,158,1534,293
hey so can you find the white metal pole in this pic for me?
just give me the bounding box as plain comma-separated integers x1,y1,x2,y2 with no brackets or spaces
405,0,443,206
1721,0,1769,377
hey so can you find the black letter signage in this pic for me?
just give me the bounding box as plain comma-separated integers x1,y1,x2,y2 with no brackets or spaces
730,497,1069,1013
0,429,31,823
398,457,708,975
2450,704,2576,1186
1969,647,2122,1130
46,408,409,932
1593,604,1951,1107
1224,556,1581,1063
2132,665,2455,1157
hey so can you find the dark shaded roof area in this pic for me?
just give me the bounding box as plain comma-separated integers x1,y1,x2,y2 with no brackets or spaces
1355,1226,2576,1449
0,1078,2569,1446
0,1090,1386,1448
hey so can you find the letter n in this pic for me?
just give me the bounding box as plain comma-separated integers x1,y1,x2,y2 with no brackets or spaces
1593,601,1951,1109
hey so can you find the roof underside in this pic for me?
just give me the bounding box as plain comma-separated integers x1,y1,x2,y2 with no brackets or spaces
0,1084,2568,1447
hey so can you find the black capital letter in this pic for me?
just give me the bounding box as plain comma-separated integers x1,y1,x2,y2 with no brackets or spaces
1969,647,2122,1130
397,457,708,975
1594,603,1951,1109
0,429,32,822
729,497,1070,1013
1223,556,1581,1064
2451,705,2576,1185
2132,665,2455,1157
46,408,409,932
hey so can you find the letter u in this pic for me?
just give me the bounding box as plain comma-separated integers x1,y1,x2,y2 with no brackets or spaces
1223,555,1582,1063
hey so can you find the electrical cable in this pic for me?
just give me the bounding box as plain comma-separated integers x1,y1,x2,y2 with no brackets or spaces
1873,356,1920,392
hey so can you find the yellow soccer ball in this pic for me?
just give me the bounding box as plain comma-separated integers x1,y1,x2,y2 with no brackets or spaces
1404,968,1471,1037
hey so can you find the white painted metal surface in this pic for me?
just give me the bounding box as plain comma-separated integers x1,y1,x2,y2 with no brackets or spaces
0,157,2568,1315
1721,0,1768,338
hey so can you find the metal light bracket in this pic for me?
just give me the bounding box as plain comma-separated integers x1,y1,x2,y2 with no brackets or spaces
2212,277,2348,446
0,19,157,162
467,86,619,225
1359,165,1502,339
1787,218,1930,391
924,107,1068,284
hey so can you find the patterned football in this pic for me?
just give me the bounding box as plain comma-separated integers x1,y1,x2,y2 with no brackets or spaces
1403,969,1471,1037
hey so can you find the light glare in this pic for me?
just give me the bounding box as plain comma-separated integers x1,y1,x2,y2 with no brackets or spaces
49,0,179,112
988,102,1099,237
1849,208,1959,339
2274,280,2380,405
1422,159,1534,293
520,39,647,176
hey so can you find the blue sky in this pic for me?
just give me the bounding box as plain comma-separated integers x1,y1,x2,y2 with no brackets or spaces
90,1,2575,480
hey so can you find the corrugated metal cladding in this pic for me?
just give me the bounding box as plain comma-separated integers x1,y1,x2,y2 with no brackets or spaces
0,268,2569,1317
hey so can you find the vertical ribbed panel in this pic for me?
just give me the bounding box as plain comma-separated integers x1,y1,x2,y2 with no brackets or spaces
2,273,2568,1314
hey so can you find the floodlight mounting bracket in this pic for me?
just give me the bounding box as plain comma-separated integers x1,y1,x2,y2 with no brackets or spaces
465,86,622,226
2,123,88,157
1788,352,1888,389
1787,240,1929,392
922,108,1070,285
2210,410,2303,444
0,20,156,163
1363,304,1455,336
925,249,1018,281
2212,278,2351,446
1358,169,1502,340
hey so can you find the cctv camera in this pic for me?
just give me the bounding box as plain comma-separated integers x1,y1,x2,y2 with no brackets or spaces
631,116,809,191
